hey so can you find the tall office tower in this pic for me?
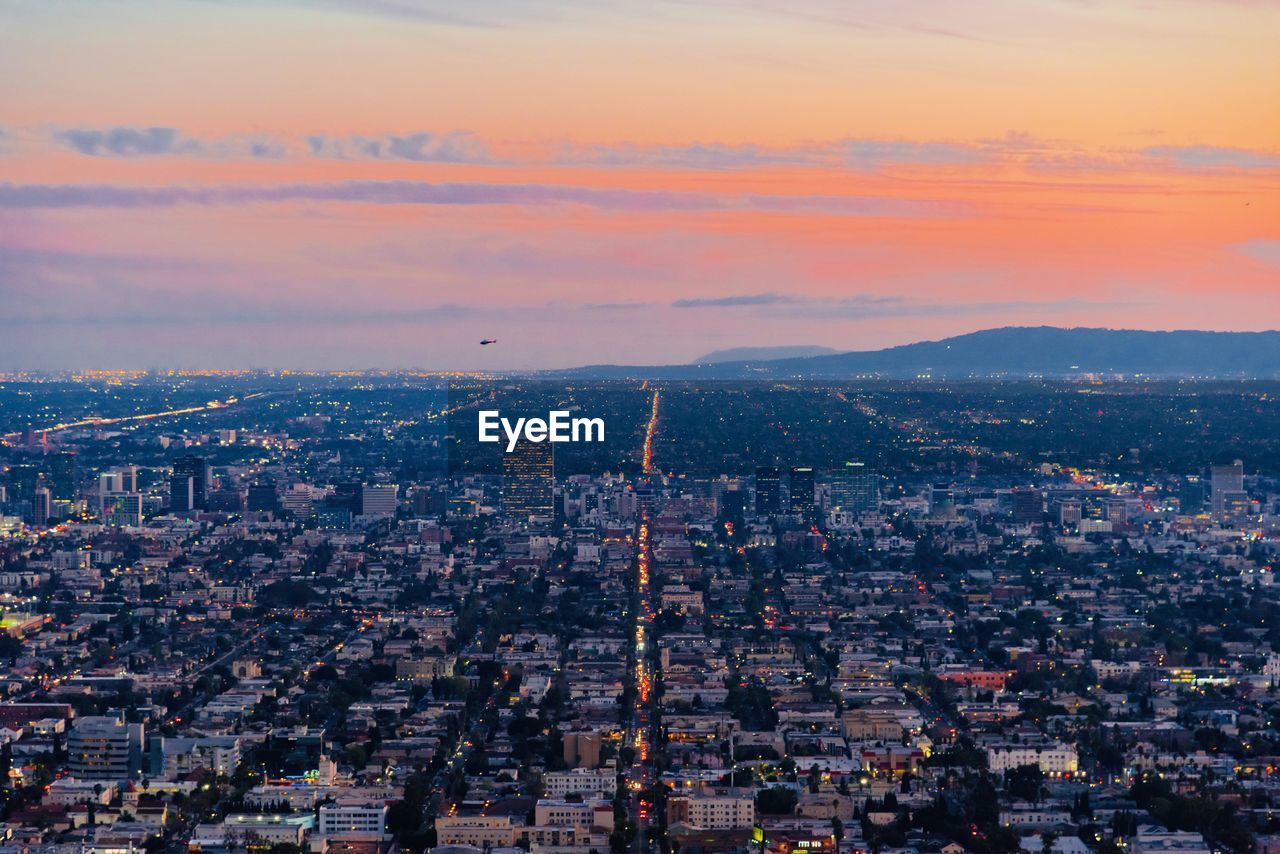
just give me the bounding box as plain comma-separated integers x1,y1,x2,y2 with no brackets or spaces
503,439,555,519
412,487,444,517
334,481,363,513
6,465,39,505
247,482,279,513
48,451,78,501
930,483,956,518
754,467,782,515
718,488,744,521
281,484,316,518
1012,488,1044,524
207,489,244,513
361,484,399,517
1179,475,1206,514
832,461,879,514
1211,460,1246,516
103,493,143,527
1105,498,1129,526
68,715,144,780
1055,497,1083,526
99,471,123,496
117,465,138,494
32,487,52,526
789,466,816,515
169,455,208,512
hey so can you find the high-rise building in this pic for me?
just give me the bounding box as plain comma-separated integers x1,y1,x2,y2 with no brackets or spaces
333,481,363,513
503,439,554,519
103,493,143,527
316,500,353,530
832,461,878,514
207,489,244,513
1179,475,1206,515
170,455,208,512
754,467,781,515
32,487,52,526
68,715,144,780
99,471,123,496
930,484,955,518
1055,497,1083,526
789,466,816,515
281,484,316,518
1105,498,1128,526
247,482,279,513
1211,460,1246,517
361,484,399,517
718,487,744,521
1012,488,1044,524
6,465,39,506
48,451,77,501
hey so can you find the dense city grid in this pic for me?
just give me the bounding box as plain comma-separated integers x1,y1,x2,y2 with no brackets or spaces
1,375,1279,854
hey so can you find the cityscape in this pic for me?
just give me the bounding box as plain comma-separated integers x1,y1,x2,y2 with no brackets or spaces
4,1,1279,854
1,374,1280,854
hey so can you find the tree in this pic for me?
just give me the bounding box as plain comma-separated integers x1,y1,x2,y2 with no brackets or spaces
756,786,798,815
1005,763,1045,803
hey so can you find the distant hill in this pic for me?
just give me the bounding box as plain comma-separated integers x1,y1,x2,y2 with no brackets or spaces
554,327,1280,379
692,345,840,364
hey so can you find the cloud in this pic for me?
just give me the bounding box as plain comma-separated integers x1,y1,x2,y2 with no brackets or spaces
584,301,651,310
557,141,825,170
672,292,802,308
33,123,1280,177
845,140,985,168
307,131,490,163
555,138,998,171
53,126,288,159
798,296,1115,319
670,292,1124,319
0,179,964,218
56,127,185,156
1236,239,1280,268
1140,145,1280,171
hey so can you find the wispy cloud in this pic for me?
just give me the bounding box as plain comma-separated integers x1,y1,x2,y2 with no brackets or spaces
845,140,986,168
32,125,1280,175
672,292,802,308
1140,145,1280,171
306,131,490,163
670,292,1127,319
0,179,965,218
53,126,288,159
1236,238,1280,269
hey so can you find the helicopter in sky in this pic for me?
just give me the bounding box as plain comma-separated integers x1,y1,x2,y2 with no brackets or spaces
480,339,497,346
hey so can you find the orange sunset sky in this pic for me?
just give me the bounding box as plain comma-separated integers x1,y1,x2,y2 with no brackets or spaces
2,0,1278,369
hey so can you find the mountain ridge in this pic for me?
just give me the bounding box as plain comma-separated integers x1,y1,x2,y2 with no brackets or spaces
550,326,1280,379
692,345,840,364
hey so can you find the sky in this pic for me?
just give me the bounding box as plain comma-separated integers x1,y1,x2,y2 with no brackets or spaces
1,0,1278,370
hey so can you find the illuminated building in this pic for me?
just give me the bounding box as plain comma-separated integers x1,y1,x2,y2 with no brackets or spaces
170,455,208,512
754,466,781,515
1012,488,1043,524
788,466,815,515
1211,459,1247,517
831,461,877,514
32,487,51,526
48,451,77,501
103,492,143,526
360,483,398,516
68,715,144,780
503,438,554,519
